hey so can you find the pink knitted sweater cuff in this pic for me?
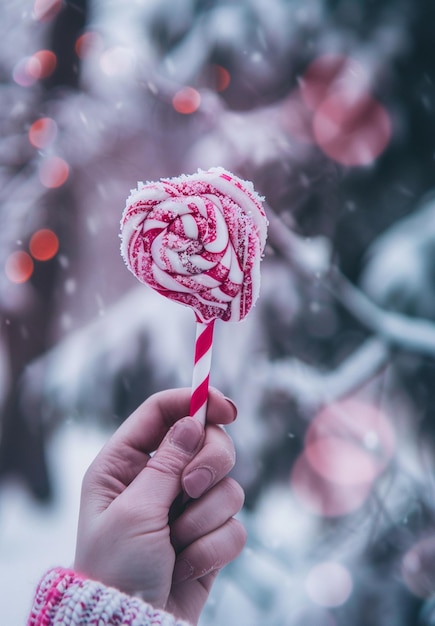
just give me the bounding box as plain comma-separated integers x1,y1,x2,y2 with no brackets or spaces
27,568,191,626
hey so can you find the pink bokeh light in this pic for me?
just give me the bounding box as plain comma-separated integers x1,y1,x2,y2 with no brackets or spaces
288,54,393,166
305,398,396,485
29,118,58,149
291,398,396,517
39,156,70,189
291,452,373,517
313,90,392,166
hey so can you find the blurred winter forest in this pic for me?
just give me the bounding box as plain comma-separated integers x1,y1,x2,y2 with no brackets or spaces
2,0,435,624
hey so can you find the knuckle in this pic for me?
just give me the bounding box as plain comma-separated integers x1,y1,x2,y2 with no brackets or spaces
183,518,247,579
227,518,248,552
206,519,247,569
210,442,236,471
222,476,245,502
186,510,209,538
202,536,223,571
220,477,245,511
147,451,183,477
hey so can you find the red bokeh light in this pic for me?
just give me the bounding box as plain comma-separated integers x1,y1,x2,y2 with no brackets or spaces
28,50,57,79
75,31,102,59
39,156,69,188
28,117,57,149
5,251,34,284
13,51,57,87
29,229,59,261
172,87,201,114
214,65,231,92
33,0,62,22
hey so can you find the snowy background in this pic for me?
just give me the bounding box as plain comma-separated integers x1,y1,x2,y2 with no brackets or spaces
2,0,435,624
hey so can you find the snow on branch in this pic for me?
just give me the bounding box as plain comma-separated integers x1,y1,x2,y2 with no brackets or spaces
332,271,435,357
267,208,435,357
258,337,389,412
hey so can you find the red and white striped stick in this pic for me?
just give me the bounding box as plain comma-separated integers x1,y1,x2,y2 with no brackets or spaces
190,319,215,424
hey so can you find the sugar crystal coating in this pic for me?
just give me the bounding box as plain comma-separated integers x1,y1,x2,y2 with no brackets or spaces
120,167,268,323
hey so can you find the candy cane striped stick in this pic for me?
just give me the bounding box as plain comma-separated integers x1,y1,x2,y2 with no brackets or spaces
190,319,215,424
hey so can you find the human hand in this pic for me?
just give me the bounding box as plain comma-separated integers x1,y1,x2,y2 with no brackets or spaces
74,387,246,625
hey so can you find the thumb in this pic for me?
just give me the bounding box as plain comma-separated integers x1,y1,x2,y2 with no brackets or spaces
124,417,204,516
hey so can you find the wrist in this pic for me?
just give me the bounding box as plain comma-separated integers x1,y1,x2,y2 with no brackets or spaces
28,568,191,626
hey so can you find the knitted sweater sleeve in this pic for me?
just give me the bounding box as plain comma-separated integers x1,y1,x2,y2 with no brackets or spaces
27,568,192,626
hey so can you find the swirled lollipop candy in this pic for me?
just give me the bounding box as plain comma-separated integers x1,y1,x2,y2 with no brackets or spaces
120,167,268,423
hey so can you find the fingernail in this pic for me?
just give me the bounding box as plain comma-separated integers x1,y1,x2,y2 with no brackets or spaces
170,418,203,454
173,558,194,584
224,396,238,421
183,467,214,499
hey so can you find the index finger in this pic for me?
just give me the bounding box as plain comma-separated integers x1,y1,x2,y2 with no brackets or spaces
182,423,236,499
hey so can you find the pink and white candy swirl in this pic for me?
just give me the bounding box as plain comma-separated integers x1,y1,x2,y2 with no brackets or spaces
120,167,268,323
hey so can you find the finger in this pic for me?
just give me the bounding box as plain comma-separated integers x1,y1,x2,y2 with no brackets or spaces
182,424,236,499
85,388,237,499
166,571,219,624
109,387,237,456
172,518,247,584
171,478,245,553
166,571,219,625
112,417,204,522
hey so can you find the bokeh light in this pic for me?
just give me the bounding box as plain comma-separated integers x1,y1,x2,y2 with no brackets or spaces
291,452,372,517
305,435,380,485
313,90,392,166
5,251,34,284
298,54,392,166
75,31,102,59
29,229,59,261
28,50,57,79
305,399,396,485
33,0,62,22
172,87,201,114
13,57,37,87
402,536,435,598
300,55,368,111
39,156,70,188
214,65,231,92
28,117,58,149
291,398,395,517
305,561,353,608
13,51,57,86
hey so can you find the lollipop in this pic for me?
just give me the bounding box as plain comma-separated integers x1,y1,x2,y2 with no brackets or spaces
120,166,268,423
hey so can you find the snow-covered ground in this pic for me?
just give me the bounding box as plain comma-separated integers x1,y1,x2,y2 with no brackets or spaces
0,421,108,623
